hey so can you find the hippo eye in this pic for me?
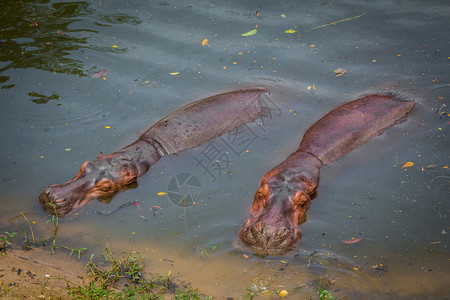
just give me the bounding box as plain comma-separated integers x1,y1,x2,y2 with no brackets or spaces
122,169,137,185
293,191,309,210
95,179,115,193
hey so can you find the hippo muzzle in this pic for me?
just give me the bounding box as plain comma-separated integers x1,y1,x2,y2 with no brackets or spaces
239,218,302,256
39,153,141,217
238,182,312,256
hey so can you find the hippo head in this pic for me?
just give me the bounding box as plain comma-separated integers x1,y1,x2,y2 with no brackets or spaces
239,171,316,256
39,152,142,217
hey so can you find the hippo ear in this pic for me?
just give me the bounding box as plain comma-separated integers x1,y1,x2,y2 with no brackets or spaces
96,152,103,159
262,183,270,197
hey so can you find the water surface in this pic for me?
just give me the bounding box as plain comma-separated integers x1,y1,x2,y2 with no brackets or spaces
0,0,448,298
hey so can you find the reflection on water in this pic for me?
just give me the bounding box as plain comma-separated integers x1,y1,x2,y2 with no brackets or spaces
0,0,136,89
0,0,448,299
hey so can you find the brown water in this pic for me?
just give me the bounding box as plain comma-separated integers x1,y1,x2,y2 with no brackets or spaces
0,0,448,299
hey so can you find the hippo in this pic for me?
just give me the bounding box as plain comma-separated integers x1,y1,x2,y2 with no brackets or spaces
39,88,271,217
40,89,415,257
238,94,415,255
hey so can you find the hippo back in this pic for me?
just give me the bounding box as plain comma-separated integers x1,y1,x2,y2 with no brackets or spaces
298,94,415,165
140,88,269,155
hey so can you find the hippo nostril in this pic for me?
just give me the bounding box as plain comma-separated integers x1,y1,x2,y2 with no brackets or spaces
255,222,264,233
54,197,65,204
277,228,286,236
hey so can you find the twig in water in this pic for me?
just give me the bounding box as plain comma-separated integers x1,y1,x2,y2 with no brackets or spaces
307,12,366,31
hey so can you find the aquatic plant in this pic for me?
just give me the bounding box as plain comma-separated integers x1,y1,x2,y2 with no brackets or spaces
0,230,17,254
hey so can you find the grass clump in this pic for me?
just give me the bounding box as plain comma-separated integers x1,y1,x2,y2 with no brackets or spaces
68,240,210,299
0,230,18,255
313,276,335,300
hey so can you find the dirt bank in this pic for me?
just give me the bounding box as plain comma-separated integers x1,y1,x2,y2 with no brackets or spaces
0,248,87,299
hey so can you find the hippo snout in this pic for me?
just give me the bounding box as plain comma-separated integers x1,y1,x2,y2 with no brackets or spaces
239,219,302,256
39,187,72,217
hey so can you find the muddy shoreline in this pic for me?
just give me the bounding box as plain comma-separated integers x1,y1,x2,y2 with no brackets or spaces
0,248,86,299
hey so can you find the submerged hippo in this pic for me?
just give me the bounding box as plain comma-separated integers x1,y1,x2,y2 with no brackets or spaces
39,88,271,216
39,89,414,257
238,94,415,255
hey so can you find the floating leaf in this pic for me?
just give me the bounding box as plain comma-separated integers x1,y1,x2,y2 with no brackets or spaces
334,67,347,76
169,72,179,75
93,70,107,78
202,38,208,46
241,29,257,36
285,29,296,33
243,254,249,258
157,192,167,196
342,237,363,244
402,162,414,168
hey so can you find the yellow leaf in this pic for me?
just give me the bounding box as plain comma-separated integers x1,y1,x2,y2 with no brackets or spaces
402,162,414,168
285,29,296,33
157,192,167,196
202,38,208,46
242,29,257,36
105,125,111,129
170,72,179,75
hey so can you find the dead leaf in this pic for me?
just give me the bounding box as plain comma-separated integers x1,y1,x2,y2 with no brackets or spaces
93,70,107,78
402,162,414,168
342,237,363,244
334,67,347,76
202,38,208,46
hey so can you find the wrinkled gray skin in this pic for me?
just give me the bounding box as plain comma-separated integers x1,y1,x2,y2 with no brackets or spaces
39,88,270,217
239,94,415,256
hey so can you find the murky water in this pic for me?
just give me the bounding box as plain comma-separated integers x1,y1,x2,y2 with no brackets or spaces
1,0,448,299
